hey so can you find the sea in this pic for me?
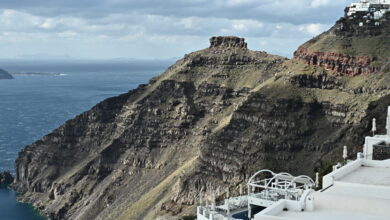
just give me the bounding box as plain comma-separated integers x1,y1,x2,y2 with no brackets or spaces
0,59,171,220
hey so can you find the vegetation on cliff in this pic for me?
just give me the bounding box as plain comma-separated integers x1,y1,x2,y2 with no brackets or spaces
294,12,390,75
12,20,390,220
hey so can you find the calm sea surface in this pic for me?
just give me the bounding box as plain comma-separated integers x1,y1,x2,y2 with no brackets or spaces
0,60,170,220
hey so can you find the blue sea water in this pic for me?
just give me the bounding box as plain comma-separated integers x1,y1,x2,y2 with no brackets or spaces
0,60,170,220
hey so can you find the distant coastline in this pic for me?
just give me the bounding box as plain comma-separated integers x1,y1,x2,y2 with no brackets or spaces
0,68,13,79
11,72,67,76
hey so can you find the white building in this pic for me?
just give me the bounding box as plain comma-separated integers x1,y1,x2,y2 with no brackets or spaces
197,107,390,220
346,0,390,19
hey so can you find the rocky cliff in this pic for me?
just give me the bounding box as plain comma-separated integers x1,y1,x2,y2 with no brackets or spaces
0,68,13,79
12,32,390,220
294,47,377,76
294,11,390,76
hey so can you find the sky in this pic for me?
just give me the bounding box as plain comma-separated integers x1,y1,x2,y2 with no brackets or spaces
0,0,355,60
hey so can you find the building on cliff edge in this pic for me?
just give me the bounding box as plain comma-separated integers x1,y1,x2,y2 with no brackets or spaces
346,0,390,24
197,107,390,220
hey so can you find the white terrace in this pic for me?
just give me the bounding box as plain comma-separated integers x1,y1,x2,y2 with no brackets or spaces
197,171,315,220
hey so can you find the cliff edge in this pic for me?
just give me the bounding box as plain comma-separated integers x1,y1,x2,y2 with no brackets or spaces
13,33,390,220
294,6,390,76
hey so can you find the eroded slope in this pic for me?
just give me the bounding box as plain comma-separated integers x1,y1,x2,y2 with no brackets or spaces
13,35,390,220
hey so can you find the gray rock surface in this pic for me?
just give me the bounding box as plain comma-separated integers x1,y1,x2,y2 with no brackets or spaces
12,36,390,220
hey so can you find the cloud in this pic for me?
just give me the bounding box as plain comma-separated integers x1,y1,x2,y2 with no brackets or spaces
299,23,329,35
226,0,257,6
310,0,330,8
0,0,355,59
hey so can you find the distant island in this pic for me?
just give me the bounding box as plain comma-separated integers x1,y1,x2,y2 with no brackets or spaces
0,68,13,79
11,72,66,76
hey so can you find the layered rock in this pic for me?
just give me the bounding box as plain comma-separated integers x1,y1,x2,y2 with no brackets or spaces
12,37,286,220
289,73,343,90
294,47,377,76
293,7,390,76
209,36,247,49
12,35,390,220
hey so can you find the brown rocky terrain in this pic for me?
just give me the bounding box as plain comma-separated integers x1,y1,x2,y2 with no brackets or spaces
294,11,390,76
12,26,390,220
294,47,377,76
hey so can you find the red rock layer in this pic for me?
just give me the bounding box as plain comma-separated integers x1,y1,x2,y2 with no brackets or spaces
294,47,378,76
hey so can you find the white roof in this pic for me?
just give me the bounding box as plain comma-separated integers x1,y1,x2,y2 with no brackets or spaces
271,164,390,220
340,166,390,186
278,209,389,220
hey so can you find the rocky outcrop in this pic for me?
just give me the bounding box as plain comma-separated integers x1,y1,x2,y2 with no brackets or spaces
0,171,14,186
0,68,13,79
209,36,247,49
294,47,378,76
11,35,390,220
293,8,390,76
12,37,287,220
289,74,344,90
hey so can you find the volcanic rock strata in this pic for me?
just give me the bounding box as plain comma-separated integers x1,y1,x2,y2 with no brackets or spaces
209,36,247,49
294,47,377,76
293,10,390,76
12,34,390,220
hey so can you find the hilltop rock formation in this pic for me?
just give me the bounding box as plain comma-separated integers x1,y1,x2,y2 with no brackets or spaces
0,68,13,79
12,32,390,220
209,36,247,49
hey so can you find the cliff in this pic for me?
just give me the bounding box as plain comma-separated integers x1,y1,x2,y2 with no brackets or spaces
0,68,13,79
12,33,390,220
294,11,390,76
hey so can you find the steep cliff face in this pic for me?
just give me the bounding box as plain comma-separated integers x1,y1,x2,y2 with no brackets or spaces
294,47,377,76
13,37,286,219
0,68,13,79
13,34,390,220
294,11,390,76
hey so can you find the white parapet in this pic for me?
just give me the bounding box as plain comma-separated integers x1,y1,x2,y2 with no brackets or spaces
323,159,363,189
387,106,390,137
254,189,315,220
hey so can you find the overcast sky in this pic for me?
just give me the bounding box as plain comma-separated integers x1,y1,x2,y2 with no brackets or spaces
0,0,354,60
